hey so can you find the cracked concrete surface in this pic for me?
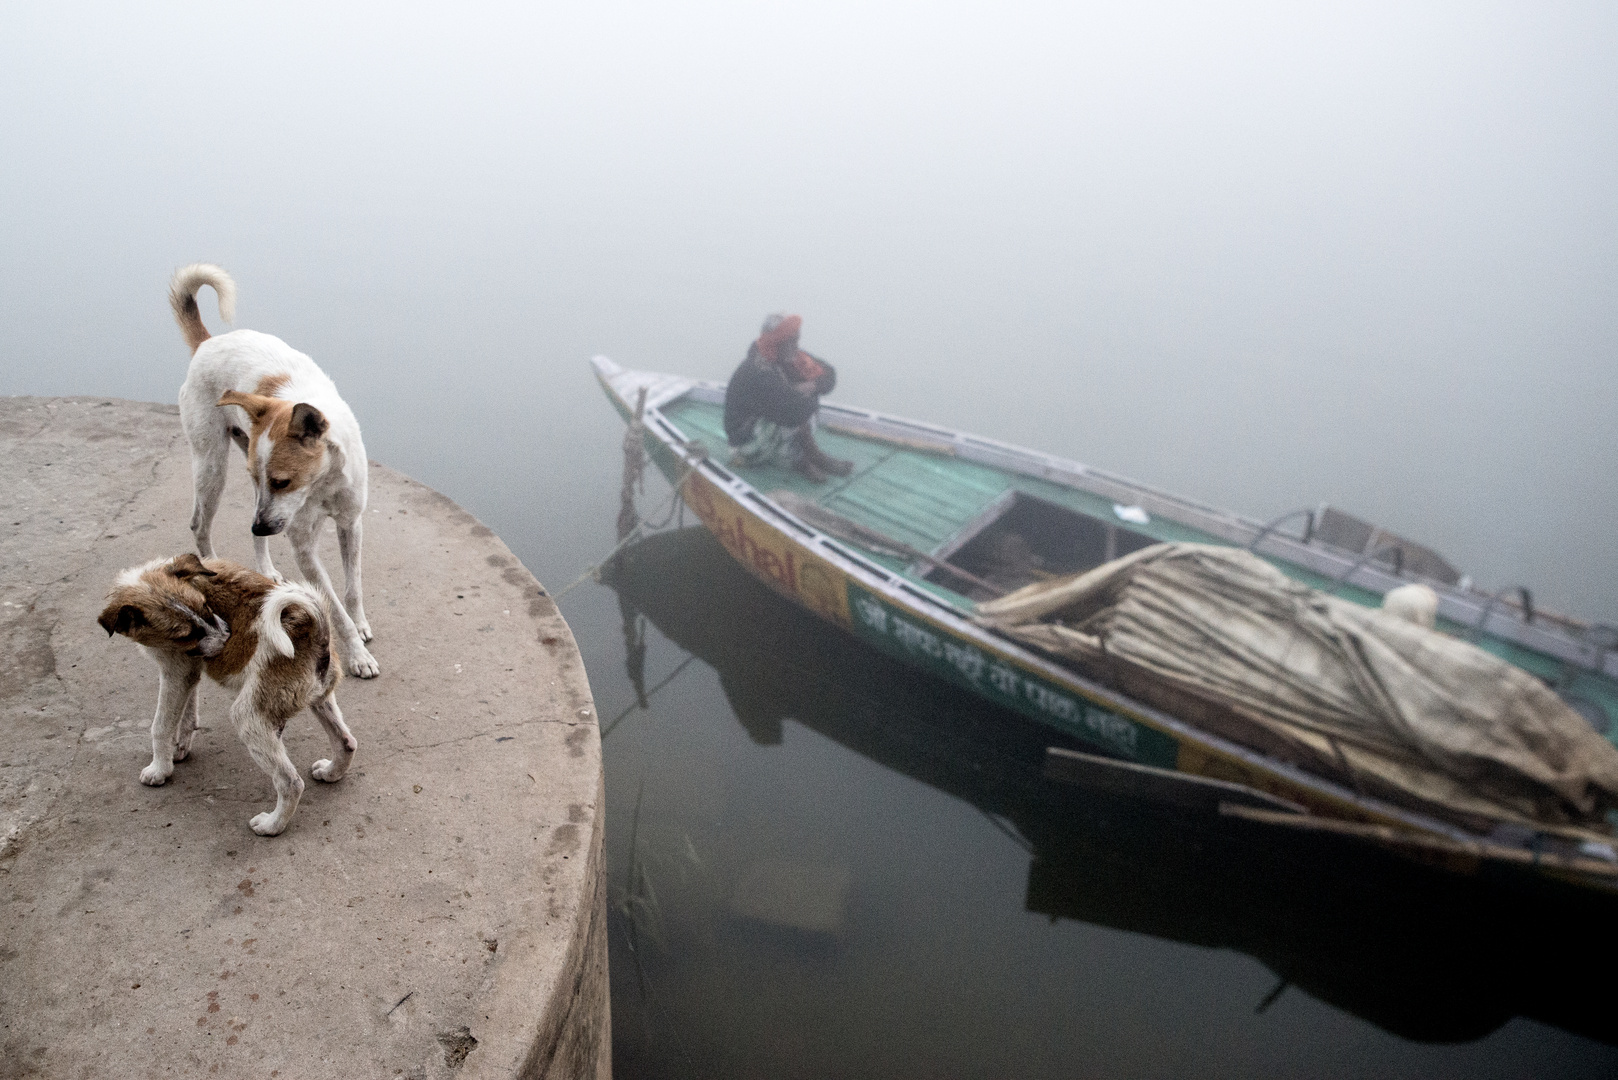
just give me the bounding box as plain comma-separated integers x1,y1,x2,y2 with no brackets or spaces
0,398,608,1079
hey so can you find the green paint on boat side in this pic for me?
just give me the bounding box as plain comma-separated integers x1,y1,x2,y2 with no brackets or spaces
845,581,1180,768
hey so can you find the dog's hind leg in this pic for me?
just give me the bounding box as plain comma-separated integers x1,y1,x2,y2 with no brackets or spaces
336,515,372,642
308,693,357,783
141,655,201,786
290,520,379,679
187,440,229,560
232,694,304,836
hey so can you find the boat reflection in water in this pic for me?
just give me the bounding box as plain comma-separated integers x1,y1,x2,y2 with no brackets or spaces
599,526,1615,1069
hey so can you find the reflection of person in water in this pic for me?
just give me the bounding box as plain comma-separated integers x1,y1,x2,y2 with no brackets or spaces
723,313,854,482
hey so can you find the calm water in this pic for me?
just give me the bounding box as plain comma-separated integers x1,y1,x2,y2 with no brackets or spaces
5,5,1618,1076
587,522,1617,1079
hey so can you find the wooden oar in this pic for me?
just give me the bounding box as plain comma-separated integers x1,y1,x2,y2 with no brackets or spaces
1217,803,1618,878
766,490,1006,597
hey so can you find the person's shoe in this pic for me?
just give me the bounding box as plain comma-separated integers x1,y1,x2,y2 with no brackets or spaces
800,430,855,476
793,457,829,483
819,454,854,477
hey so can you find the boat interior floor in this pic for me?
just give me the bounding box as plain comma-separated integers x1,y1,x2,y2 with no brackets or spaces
661,396,1210,606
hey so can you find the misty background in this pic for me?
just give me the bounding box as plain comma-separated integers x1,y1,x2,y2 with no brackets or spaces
8,5,1618,1073
3,1,1614,624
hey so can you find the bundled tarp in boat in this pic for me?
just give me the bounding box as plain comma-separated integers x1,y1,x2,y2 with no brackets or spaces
975,543,1618,834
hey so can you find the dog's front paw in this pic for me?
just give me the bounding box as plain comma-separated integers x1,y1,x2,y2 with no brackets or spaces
311,758,346,783
171,743,190,762
347,645,380,679
139,763,171,786
249,811,288,836
355,618,374,643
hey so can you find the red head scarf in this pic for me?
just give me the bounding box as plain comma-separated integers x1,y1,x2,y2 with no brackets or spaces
756,314,826,382
757,315,802,363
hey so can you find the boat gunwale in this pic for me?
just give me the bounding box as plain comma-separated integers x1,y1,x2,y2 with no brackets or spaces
659,373,1615,682
591,356,1545,854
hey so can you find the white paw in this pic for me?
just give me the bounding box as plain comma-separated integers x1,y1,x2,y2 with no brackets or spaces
171,744,190,762
355,619,374,643
249,811,288,836
347,645,380,679
140,763,170,786
311,759,344,783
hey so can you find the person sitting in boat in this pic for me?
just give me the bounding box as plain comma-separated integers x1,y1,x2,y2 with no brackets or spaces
723,313,854,482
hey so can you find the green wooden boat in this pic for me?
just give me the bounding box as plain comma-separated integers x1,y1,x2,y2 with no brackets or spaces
593,356,1618,887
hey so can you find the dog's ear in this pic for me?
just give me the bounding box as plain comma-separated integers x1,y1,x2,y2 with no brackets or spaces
169,553,216,580
217,390,276,421
98,603,145,637
289,403,329,443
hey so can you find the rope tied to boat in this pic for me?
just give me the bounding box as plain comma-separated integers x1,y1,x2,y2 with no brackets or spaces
551,392,702,602
617,388,650,542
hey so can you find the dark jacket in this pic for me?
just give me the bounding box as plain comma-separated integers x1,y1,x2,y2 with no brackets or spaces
723,346,837,446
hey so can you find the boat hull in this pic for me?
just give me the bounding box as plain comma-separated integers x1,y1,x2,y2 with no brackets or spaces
595,357,1617,889
625,415,1396,825
679,464,1457,821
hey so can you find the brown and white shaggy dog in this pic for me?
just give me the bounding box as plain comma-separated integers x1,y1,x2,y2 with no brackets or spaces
98,553,357,836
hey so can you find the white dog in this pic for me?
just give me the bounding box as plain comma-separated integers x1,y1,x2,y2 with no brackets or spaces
99,554,356,837
168,263,378,677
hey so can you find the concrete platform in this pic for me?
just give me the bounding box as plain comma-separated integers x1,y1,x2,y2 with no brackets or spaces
0,398,608,1079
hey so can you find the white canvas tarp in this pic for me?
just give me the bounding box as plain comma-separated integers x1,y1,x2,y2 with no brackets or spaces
975,543,1618,832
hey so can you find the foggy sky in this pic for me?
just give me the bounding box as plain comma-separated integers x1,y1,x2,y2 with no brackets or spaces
2,2,1615,621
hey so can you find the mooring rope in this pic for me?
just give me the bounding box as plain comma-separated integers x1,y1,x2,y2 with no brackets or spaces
616,388,650,541
599,653,700,741
551,391,700,602
550,485,686,601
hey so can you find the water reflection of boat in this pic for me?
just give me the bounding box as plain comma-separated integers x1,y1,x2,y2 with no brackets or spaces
593,357,1618,887
601,526,1617,1046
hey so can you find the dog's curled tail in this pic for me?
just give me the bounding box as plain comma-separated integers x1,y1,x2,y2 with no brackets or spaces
168,263,238,353
257,582,327,660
